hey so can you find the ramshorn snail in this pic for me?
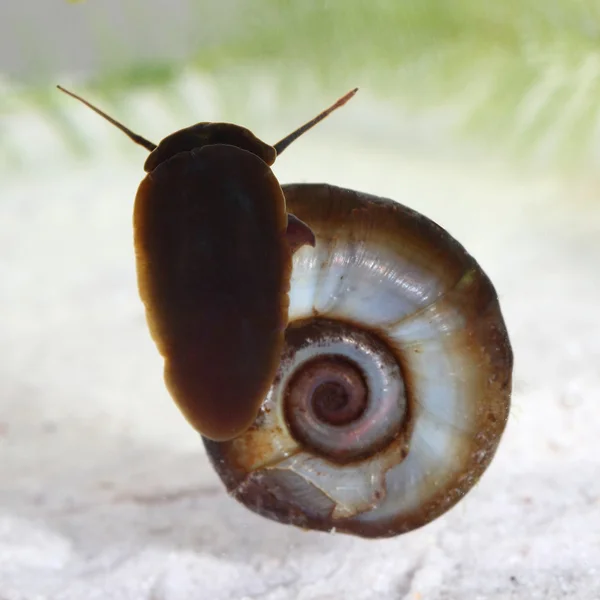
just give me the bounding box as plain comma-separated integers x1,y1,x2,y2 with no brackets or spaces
58,86,512,539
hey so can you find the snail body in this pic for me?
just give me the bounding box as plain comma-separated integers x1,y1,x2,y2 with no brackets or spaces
204,183,513,538
57,86,357,441
134,142,308,442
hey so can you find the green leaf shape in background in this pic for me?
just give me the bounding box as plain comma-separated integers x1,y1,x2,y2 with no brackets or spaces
4,0,600,171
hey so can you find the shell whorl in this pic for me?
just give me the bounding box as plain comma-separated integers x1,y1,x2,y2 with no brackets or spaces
204,183,513,539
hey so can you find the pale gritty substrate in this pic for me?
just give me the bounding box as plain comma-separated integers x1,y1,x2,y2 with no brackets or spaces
1,102,600,599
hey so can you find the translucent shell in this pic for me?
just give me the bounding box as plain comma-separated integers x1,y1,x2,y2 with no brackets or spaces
204,184,513,539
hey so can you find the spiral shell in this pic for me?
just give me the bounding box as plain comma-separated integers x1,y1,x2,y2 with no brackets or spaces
204,183,513,538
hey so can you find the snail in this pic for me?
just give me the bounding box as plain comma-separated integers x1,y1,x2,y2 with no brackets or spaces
204,184,513,538
57,84,357,441
58,85,512,538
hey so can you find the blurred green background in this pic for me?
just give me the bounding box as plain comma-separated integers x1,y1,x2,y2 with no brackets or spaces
3,0,600,174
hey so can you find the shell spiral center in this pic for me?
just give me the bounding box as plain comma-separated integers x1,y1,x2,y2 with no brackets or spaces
280,318,408,463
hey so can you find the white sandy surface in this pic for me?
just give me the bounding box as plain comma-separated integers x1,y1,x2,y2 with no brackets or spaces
1,97,600,599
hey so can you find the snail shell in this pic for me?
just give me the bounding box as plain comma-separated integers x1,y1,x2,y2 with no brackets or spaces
204,183,513,539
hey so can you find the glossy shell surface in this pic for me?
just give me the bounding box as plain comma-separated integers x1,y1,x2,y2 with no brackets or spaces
204,183,513,538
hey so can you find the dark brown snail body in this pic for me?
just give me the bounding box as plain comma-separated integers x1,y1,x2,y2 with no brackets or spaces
203,184,513,538
135,145,298,442
57,85,356,441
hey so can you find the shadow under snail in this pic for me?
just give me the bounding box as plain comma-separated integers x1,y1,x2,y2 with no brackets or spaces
58,85,513,539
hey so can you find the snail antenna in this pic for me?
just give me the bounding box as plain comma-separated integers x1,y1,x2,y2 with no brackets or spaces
273,88,358,156
56,85,157,151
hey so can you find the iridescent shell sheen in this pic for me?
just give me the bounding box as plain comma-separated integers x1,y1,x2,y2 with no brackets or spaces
204,183,513,539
